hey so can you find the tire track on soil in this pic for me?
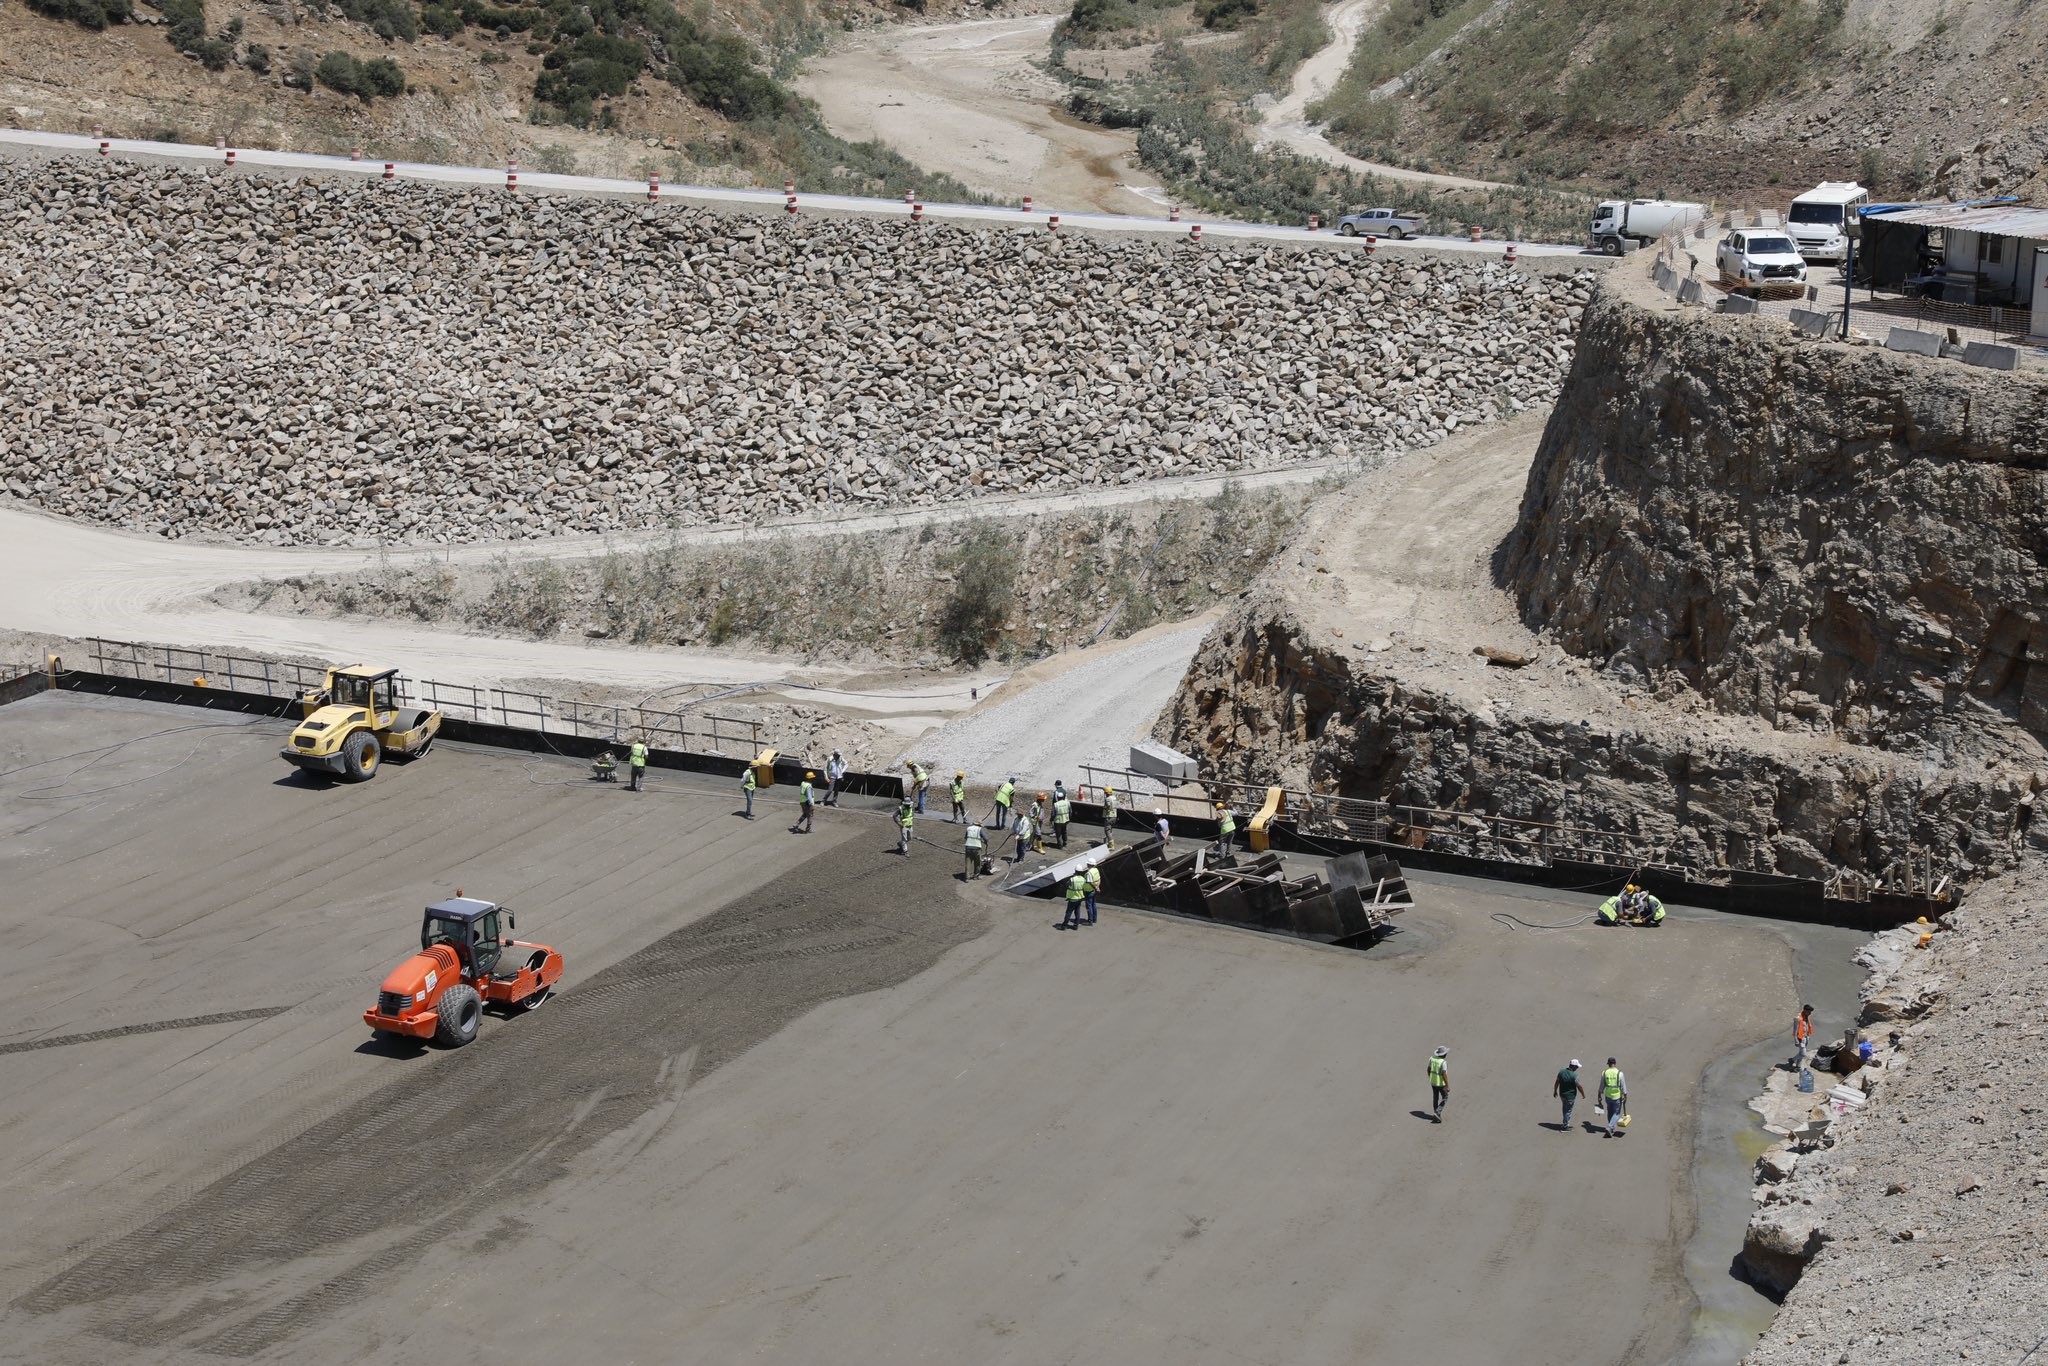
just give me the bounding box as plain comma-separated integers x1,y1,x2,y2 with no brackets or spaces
14,841,988,1357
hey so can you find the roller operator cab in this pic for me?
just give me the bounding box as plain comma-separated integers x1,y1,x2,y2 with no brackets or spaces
363,896,565,1047
281,664,442,781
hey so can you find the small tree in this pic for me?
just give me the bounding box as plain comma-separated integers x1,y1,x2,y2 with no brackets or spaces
936,524,1017,664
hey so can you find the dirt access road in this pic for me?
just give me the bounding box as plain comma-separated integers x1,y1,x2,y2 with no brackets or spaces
0,461,1332,733
796,1,1166,214
3,694,1796,1364
1254,0,1507,192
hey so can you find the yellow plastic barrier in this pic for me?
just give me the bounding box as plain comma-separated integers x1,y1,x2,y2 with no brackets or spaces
752,748,779,789
1246,785,1285,853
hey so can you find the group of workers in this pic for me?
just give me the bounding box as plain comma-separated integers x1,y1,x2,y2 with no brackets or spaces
1426,1050,1633,1138
1595,884,1666,928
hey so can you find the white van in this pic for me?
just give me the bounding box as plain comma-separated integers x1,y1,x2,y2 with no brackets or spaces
1787,182,1870,263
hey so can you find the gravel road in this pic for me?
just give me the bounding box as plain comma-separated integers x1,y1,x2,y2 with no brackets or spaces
1253,0,1511,194
908,622,1211,788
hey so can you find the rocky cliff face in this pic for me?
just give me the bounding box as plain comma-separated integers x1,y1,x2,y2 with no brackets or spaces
1504,284,2048,751
1163,267,2048,885
1167,599,2025,880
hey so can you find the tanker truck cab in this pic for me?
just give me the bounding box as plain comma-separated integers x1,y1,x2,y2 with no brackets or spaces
1787,182,1869,264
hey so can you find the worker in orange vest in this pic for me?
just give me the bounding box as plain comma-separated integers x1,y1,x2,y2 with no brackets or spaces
1790,1003,1814,1070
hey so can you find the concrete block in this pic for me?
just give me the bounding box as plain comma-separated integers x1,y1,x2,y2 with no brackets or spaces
1789,308,1834,337
1961,341,2020,370
1885,327,1942,357
1652,262,1673,291
1721,293,1759,315
1677,278,1703,306
1130,740,1197,783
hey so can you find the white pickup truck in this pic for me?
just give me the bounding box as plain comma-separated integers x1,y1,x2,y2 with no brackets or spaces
1335,208,1427,239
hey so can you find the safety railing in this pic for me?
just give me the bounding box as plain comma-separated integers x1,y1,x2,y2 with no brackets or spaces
83,637,765,756
1077,759,1703,875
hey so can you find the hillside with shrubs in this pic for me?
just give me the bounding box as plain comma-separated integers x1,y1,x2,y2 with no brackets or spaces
1,0,983,192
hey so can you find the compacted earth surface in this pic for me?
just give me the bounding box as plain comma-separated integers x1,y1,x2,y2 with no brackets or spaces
2,690,1798,1363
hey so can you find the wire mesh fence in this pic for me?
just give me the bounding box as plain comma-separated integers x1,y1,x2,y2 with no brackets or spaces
81,637,766,756
1651,232,2044,359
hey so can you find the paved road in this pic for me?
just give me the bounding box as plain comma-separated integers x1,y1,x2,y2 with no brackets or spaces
0,127,1591,256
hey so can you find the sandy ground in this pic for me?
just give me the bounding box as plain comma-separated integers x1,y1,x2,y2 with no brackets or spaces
1252,0,1506,192
0,462,1339,735
2,693,1797,1364
796,3,1167,213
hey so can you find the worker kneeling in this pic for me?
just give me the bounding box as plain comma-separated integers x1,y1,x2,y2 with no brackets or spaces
1627,890,1666,927
1596,894,1624,927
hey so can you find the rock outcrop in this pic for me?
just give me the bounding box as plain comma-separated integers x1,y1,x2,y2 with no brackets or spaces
1164,264,2048,884
1739,866,2048,1363
1504,273,2048,753
0,157,1593,546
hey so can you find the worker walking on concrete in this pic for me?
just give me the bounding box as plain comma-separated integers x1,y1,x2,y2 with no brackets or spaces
824,750,847,806
628,738,648,792
992,777,1016,830
741,764,756,819
794,770,816,834
1554,1059,1585,1131
1428,1047,1450,1123
1599,1057,1628,1137
1084,862,1101,925
1101,785,1118,849
1052,792,1072,849
963,821,986,880
896,796,915,855
1012,807,1033,865
1790,1004,1814,1071
1060,869,1087,930
950,771,967,823
1214,802,1237,858
908,760,929,814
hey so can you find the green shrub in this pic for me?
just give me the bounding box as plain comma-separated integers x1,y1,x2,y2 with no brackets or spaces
329,0,419,41
1195,0,1258,30
361,54,406,93
162,0,207,52
936,524,1017,664
244,42,271,73
421,3,464,36
536,30,646,107
314,50,406,99
667,31,787,119
26,0,134,30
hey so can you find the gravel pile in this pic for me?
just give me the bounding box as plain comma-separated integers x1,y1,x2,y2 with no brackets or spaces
0,158,1592,546
1740,861,2048,1363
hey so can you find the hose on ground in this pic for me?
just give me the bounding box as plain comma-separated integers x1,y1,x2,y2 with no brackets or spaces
1490,911,1593,931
